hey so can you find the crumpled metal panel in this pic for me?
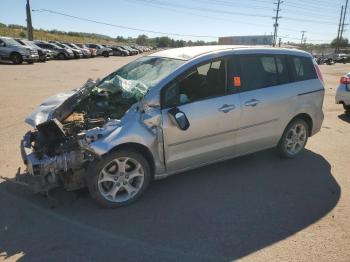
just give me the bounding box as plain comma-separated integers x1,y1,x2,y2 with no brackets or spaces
25,90,76,127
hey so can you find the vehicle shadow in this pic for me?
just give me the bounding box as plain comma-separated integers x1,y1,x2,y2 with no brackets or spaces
338,113,350,123
0,149,340,261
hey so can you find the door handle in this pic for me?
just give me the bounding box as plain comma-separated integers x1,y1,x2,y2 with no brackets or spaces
218,104,236,113
244,99,260,107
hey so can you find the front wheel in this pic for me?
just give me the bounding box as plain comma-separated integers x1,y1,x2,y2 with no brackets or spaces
87,149,151,208
102,51,109,57
277,119,309,158
57,53,66,60
10,53,23,64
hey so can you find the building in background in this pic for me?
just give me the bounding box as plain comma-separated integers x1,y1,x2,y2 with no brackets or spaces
218,35,273,45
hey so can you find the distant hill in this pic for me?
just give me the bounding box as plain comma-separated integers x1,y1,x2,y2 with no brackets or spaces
0,23,120,44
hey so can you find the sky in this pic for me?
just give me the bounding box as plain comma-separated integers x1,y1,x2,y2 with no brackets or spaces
0,0,347,44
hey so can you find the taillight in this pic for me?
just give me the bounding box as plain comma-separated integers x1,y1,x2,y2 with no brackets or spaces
340,76,350,85
314,62,324,84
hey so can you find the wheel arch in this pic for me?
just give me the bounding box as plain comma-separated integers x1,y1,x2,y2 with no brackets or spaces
10,51,21,57
287,113,313,137
107,142,156,178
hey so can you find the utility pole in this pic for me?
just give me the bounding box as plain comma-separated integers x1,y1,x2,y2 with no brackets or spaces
278,37,282,47
272,0,283,47
336,5,344,53
26,0,33,40
340,0,349,45
301,30,306,45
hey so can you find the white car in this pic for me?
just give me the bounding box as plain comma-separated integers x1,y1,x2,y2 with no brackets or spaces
336,73,350,113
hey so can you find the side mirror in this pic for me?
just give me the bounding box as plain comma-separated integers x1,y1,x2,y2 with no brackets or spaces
168,107,190,131
0,42,5,47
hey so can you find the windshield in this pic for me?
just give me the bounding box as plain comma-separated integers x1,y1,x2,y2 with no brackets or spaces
2,38,21,46
56,43,69,49
95,56,185,101
24,41,38,48
70,43,80,49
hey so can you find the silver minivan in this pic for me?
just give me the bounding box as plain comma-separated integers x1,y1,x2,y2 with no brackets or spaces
20,46,325,207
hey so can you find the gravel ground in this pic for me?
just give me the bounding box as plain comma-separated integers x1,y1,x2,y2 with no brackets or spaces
0,56,349,262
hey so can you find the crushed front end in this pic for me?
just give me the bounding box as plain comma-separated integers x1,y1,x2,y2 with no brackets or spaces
19,78,141,193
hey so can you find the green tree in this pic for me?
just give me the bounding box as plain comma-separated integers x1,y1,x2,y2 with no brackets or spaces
331,37,349,47
116,35,125,42
155,36,172,47
136,34,148,45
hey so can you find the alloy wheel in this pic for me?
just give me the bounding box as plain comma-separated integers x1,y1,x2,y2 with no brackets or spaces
284,123,307,156
97,157,145,203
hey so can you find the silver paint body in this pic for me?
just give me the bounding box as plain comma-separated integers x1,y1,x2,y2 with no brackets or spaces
335,72,350,106
24,46,324,180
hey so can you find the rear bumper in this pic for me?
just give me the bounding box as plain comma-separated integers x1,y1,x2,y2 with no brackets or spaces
336,85,350,105
311,110,324,136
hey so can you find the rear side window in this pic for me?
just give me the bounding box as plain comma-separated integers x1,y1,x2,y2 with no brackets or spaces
289,56,317,82
238,54,289,91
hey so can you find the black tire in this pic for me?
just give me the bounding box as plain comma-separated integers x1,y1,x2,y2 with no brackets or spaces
277,119,309,158
27,60,34,64
86,149,151,208
57,53,66,60
10,53,23,64
342,103,350,114
102,51,109,57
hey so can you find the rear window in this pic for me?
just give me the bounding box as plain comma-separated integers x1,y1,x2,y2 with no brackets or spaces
238,54,289,91
288,56,317,82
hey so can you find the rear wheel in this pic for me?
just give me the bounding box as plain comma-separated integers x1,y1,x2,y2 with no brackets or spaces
57,53,66,60
10,53,23,64
87,149,151,208
278,119,309,158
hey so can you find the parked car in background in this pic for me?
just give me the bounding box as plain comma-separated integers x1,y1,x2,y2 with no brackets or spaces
0,36,38,64
35,41,75,60
14,38,49,62
110,46,129,56
334,53,349,63
27,40,55,61
51,41,83,59
64,43,91,58
76,43,97,57
121,45,138,55
336,73,350,114
115,46,132,55
85,43,112,57
131,45,144,53
19,46,324,207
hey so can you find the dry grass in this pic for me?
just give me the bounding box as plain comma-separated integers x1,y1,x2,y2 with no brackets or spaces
0,27,120,45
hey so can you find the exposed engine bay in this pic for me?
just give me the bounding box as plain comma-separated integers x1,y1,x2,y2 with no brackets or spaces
20,78,145,193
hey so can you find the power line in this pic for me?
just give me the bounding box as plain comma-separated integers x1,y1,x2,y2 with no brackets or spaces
128,0,332,38
127,0,272,29
32,9,218,39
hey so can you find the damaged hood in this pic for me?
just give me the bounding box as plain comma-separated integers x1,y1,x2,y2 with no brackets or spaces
25,80,96,127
